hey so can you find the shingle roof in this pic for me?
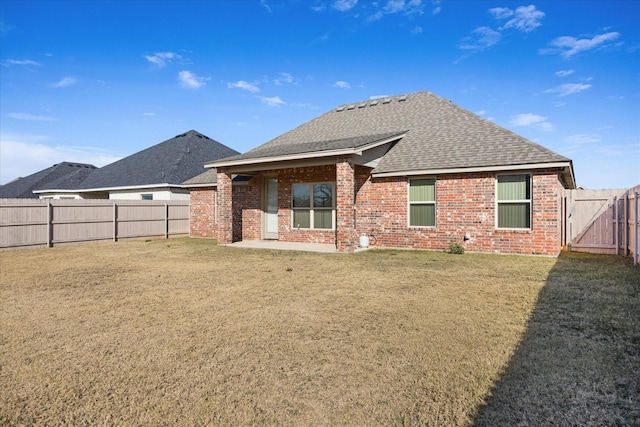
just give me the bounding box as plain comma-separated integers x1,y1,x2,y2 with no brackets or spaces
210,90,572,179
0,162,97,199
68,130,238,190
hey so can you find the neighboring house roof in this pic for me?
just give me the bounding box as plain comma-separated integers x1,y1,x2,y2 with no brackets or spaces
207,90,575,187
37,130,239,194
0,162,97,199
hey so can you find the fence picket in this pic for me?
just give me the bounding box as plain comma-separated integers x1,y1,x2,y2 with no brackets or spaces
0,199,189,249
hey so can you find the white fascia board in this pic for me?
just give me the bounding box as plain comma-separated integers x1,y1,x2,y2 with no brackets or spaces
34,183,178,194
205,148,357,168
181,183,217,189
372,162,573,178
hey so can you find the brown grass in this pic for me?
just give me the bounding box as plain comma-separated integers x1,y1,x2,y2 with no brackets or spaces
0,238,637,426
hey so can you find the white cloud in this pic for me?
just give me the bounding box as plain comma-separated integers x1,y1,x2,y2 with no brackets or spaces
459,27,501,51
565,134,601,144
178,70,208,89
509,113,553,131
491,5,544,33
273,72,295,85
7,112,57,122
333,0,358,11
432,6,441,15
228,80,260,93
367,0,425,21
333,81,351,89
369,95,389,99
411,26,423,35
2,59,41,67
260,0,272,13
544,83,592,97
142,112,156,117
144,52,181,67
0,135,121,185
542,32,621,58
555,69,574,77
52,77,77,88
259,96,286,107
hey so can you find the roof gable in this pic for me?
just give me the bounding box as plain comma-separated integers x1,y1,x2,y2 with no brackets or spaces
0,162,97,199
72,130,239,190
208,91,573,186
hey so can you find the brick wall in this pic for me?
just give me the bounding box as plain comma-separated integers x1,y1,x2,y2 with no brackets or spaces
189,165,564,256
355,168,563,256
189,187,217,238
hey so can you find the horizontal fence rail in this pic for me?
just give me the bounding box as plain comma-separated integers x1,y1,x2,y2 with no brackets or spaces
0,199,189,250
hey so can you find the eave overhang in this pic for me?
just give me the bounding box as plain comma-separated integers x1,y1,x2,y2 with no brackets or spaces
34,183,180,194
204,132,406,172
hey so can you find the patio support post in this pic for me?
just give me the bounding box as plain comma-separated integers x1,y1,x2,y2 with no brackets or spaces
217,169,233,245
336,157,355,252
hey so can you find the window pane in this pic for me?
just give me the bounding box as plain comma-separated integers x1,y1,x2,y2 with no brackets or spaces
498,175,530,201
293,210,310,228
410,204,435,227
498,203,531,228
314,183,333,207
409,179,435,202
314,210,332,229
293,184,310,208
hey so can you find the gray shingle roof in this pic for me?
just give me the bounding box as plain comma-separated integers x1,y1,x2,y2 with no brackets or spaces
0,162,97,199
69,130,238,190
211,90,571,176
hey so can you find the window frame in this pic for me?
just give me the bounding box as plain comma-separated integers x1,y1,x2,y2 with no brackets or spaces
408,177,436,228
141,193,153,201
496,173,532,230
291,182,336,230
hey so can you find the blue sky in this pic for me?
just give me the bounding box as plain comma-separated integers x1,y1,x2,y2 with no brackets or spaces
1,0,638,188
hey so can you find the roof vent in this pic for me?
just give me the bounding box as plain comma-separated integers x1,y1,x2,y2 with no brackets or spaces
398,95,407,102
382,97,391,104
358,103,366,108
370,100,379,106
336,106,345,112
347,104,355,110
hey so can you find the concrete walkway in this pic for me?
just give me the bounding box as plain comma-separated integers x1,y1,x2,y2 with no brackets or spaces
223,240,339,253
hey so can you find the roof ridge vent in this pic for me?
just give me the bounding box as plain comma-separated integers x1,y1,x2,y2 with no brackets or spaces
370,100,379,106
398,95,407,102
382,97,391,104
358,102,366,108
347,104,355,110
336,106,345,112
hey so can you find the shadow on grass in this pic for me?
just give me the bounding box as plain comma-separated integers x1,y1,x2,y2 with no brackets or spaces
472,252,639,426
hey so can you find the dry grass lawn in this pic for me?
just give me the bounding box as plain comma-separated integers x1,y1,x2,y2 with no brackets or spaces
1,238,638,426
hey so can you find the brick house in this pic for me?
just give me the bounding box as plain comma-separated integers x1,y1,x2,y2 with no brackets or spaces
185,91,575,255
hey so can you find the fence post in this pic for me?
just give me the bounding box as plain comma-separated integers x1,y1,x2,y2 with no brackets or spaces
113,202,118,242
623,193,628,256
165,203,169,239
635,192,638,266
613,196,618,255
47,201,53,247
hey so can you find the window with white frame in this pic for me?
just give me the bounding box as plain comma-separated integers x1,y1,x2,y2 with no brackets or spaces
409,178,436,227
292,183,335,229
497,174,531,229
141,194,153,200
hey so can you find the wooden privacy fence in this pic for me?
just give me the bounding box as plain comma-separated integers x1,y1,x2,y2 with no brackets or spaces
563,185,640,265
0,199,190,250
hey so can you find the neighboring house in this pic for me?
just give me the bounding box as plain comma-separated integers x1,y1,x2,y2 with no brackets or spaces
0,162,97,199
35,130,239,200
188,90,576,255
